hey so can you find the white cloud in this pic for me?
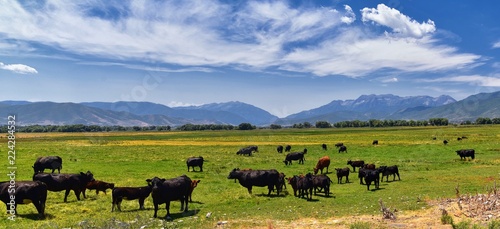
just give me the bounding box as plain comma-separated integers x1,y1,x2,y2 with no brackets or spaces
341,5,356,24
168,101,201,107
493,40,500,49
0,62,38,74
424,75,500,87
361,4,436,39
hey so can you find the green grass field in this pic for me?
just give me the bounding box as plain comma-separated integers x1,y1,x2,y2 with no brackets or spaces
1,125,499,228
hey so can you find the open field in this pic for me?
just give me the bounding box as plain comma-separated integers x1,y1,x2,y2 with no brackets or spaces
1,125,500,228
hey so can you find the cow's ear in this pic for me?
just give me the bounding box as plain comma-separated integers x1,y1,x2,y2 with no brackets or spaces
161,178,166,182
196,180,201,183
146,179,151,182
32,166,34,168
80,172,85,175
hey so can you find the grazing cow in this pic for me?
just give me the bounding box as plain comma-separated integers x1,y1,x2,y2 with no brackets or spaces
227,168,280,196
457,137,462,141
83,180,114,196
335,167,350,184
312,174,333,197
379,165,401,182
321,144,328,151
372,140,379,145
33,171,95,202
186,156,204,172
111,184,153,212
236,146,258,156
147,175,192,219
347,160,365,172
461,136,468,139
283,149,307,165
285,145,292,152
334,142,344,148
364,170,380,190
456,149,475,160
0,181,47,218
338,145,347,153
277,145,284,153
188,180,200,202
33,156,62,174
287,174,313,200
443,140,449,145
432,137,437,140
313,156,330,175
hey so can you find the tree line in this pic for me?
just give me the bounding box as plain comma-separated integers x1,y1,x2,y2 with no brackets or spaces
1,117,499,133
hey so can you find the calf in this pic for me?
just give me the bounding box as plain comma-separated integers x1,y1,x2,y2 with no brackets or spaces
364,169,380,190
277,172,287,191
335,167,350,184
288,174,313,200
285,145,291,152
188,180,200,202
33,171,95,202
321,144,327,151
372,140,379,145
456,149,475,160
379,165,401,182
186,156,204,172
227,168,280,196
347,160,365,172
443,140,448,145
283,149,307,165
83,180,115,197
33,156,62,174
286,176,299,197
312,174,332,197
0,181,47,218
335,142,343,148
111,184,152,212
277,145,284,153
147,175,192,219
313,156,330,175
338,145,347,153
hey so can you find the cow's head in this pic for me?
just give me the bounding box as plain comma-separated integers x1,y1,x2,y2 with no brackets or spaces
146,177,166,191
80,171,95,182
227,168,240,179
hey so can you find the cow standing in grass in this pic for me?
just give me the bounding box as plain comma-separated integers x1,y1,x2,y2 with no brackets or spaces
33,171,95,202
347,160,365,172
147,175,192,219
335,168,350,184
227,168,280,196
33,156,62,174
313,156,330,175
456,149,475,160
112,184,153,212
379,165,401,182
0,181,47,218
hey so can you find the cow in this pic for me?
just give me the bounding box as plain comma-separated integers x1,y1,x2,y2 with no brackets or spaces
443,140,449,145
358,167,369,185
457,137,462,141
287,174,313,200
335,142,343,148
227,168,280,196
347,160,365,172
313,156,330,175
372,140,379,145
236,146,258,156
321,144,328,151
456,149,475,160
277,145,284,153
111,184,153,212
83,180,115,197
461,136,468,139
277,172,287,191
286,176,298,197
364,169,380,190
285,145,291,152
335,167,350,184
0,181,47,218
379,165,401,182
312,174,333,197
33,171,95,202
338,145,347,153
147,175,192,219
283,149,307,165
188,180,200,202
186,156,204,172
32,156,62,174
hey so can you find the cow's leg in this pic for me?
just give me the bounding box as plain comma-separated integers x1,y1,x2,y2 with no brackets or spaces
200,165,203,172
79,189,85,199
165,201,171,219
139,198,145,210
184,195,189,212
64,189,71,202
117,199,122,211
153,203,159,218
247,187,252,194
346,175,349,183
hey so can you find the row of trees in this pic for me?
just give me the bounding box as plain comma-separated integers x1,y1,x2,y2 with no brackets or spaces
1,117,498,133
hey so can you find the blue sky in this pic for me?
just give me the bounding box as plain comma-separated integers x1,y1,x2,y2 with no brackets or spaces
0,0,499,118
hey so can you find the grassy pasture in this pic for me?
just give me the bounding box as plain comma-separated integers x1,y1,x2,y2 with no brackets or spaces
1,125,500,228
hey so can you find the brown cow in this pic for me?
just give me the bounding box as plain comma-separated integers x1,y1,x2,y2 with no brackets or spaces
83,180,115,197
188,180,200,202
313,156,330,175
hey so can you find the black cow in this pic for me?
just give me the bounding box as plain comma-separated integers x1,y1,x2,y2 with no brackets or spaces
372,140,379,145
456,149,475,160
287,174,313,200
283,149,307,165
321,144,327,151
358,167,369,185
277,172,287,191
277,145,284,153
285,145,291,152
111,184,153,212
335,167,350,184
227,168,280,196
334,142,343,148
236,146,258,156
364,170,380,190
443,140,449,145
33,156,62,174
347,160,365,172
186,156,204,172
312,174,332,197
32,171,95,202
0,181,47,218
83,180,115,197
338,145,347,153
147,175,192,219
379,165,401,182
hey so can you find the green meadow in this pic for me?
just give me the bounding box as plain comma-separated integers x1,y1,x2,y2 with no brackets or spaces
1,125,499,228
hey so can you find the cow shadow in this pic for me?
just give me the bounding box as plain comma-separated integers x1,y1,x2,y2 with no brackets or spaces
15,213,55,220
189,201,205,204
119,207,154,212
162,209,200,221
369,187,386,192
255,193,287,198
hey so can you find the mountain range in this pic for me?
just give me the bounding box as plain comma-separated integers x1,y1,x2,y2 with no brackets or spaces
1,91,499,127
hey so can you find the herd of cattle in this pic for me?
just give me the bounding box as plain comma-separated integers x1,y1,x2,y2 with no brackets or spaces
0,138,475,220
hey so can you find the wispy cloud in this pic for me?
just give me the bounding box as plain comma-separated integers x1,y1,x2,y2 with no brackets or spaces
0,62,38,74
423,75,500,87
0,1,481,78
493,40,500,49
